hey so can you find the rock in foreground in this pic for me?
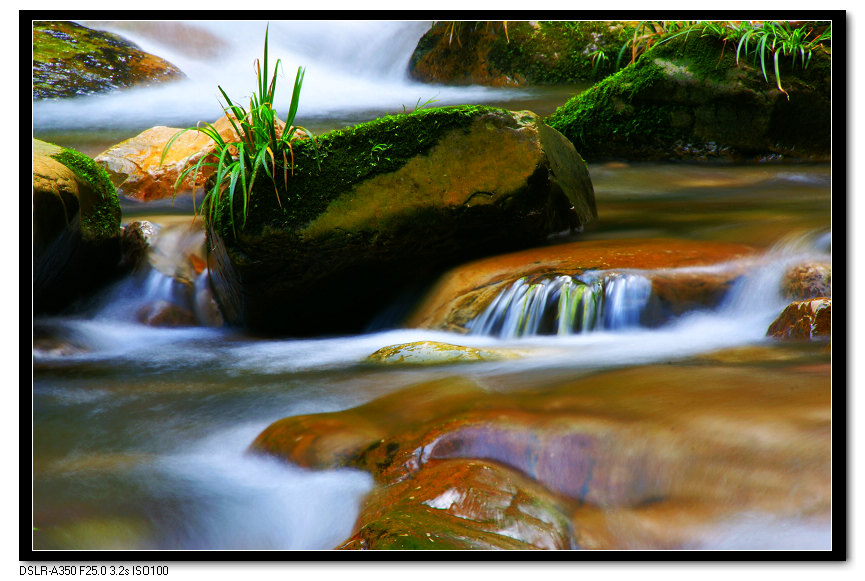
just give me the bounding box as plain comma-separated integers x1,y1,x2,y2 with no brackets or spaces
251,361,829,549
208,106,597,335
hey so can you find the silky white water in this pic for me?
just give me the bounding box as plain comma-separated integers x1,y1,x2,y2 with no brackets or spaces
32,20,531,132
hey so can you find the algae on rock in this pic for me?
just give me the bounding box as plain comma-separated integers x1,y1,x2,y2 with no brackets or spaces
32,20,184,100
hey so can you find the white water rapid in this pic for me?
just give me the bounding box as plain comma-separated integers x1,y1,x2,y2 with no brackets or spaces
32,20,529,132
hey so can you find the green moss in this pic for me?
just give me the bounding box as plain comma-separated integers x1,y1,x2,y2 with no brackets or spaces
546,31,830,161
210,104,501,240
546,50,684,158
51,147,121,241
485,21,635,83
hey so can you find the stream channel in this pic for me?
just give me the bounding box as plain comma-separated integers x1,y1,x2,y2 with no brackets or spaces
31,21,833,552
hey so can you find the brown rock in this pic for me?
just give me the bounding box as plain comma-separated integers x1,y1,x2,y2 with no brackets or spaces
338,459,574,550
767,298,831,340
96,116,305,201
136,300,197,327
252,363,829,517
406,238,756,332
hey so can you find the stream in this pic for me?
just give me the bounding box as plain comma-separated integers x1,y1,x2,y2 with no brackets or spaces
30,20,833,552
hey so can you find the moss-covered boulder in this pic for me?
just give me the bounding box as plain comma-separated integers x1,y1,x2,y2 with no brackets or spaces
32,21,184,100
208,105,597,335
546,32,831,162
33,139,123,313
409,21,634,86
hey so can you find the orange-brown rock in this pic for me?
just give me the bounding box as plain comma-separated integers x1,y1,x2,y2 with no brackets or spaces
406,238,757,332
337,459,574,550
767,298,831,340
253,362,829,512
252,358,829,549
95,116,305,201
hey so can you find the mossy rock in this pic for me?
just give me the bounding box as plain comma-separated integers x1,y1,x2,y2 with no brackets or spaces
32,21,184,100
336,459,574,550
546,31,831,162
365,341,524,366
208,105,597,335
33,139,123,313
409,21,635,86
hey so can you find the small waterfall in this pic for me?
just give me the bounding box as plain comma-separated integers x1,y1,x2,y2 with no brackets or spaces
468,272,652,339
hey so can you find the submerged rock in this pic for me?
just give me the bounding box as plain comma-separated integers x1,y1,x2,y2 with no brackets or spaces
208,106,597,335
546,32,831,162
406,238,755,333
33,139,123,314
251,361,829,549
366,341,523,366
32,20,185,100
338,459,574,550
767,298,831,340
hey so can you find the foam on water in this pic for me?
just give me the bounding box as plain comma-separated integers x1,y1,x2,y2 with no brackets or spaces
138,424,374,550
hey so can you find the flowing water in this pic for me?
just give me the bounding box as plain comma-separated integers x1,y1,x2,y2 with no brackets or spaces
31,21,833,552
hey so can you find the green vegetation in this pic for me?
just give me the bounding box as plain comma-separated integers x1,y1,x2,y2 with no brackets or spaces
546,23,831,161
418,20,830,88
163,25,316,235
210,104,500,241
50,147,121,241
661,21,831,97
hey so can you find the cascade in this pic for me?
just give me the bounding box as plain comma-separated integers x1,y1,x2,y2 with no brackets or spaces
467,272,652,339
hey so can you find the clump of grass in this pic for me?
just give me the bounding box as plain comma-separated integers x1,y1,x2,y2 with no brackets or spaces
161,24,317,235
616,21,697,69
659,21,831,98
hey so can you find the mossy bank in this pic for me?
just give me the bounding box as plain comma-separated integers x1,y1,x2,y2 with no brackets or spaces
207,105,597,335
546,32,831,162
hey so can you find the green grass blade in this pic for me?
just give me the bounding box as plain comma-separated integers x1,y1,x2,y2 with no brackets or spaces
286,67,305,126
